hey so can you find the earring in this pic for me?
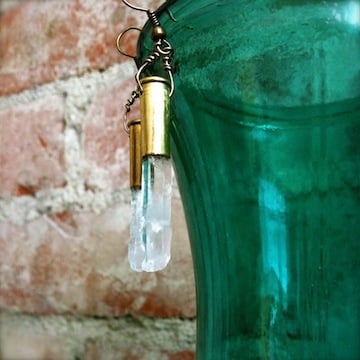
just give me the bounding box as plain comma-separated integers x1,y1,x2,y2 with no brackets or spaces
117,1,175,272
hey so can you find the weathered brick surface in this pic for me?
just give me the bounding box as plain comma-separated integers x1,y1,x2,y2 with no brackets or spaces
0,1,26,12
0,95,66,197
82,76,140,191
83,342,195,360
0,0,196,356
0,198,195,317
1,330,70,360
1,313,196,360
168,351,195,360
0,0,164,96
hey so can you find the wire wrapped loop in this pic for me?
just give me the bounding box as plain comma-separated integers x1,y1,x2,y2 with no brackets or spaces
135,40,174,96
119,0,175,129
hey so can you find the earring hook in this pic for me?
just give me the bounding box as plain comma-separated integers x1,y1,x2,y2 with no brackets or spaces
116,27,142,59
122,0,148,13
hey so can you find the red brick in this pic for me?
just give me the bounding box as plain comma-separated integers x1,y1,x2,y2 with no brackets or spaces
168,351,195,360
82,76,141,191
0,199,195,317
0,95,66,197
0,0,165,96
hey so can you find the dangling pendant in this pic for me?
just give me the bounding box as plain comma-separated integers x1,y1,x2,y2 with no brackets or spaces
140,76,172,272
128,119,145,272
128,76,172,272
118,1,175,272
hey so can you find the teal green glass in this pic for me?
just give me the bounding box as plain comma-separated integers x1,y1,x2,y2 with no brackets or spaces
138,1,360,358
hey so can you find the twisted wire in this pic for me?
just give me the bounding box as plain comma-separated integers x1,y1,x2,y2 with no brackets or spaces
123,89,141,133
125,90,140,113
158,40,174,73
120,1,175,126
137,39,174,75
147,10,160,26
143,46,161,66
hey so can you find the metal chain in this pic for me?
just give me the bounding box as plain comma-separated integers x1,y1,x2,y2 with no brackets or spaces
123,89,141,132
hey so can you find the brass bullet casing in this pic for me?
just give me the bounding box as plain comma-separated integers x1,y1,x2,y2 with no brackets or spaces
129,119,142,189
140,76,171,158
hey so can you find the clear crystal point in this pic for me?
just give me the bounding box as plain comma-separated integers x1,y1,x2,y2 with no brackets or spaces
128,189,145,272
141,156,172,272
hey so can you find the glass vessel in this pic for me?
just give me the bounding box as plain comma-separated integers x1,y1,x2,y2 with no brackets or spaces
138,1,360,358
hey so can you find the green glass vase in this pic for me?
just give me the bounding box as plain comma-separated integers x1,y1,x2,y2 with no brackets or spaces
138,1,360,358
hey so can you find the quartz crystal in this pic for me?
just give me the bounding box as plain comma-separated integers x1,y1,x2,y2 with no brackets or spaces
128,189,145,272
141,155,172,272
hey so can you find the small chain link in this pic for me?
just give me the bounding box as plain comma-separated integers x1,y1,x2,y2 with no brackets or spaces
123,89,141,132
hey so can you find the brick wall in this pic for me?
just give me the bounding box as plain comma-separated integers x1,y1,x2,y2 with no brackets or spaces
0,1,196,359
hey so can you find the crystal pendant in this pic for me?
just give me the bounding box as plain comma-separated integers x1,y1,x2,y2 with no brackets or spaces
127,77,172,272
128,188,145,272
127,119,145,272
141,155,172,272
